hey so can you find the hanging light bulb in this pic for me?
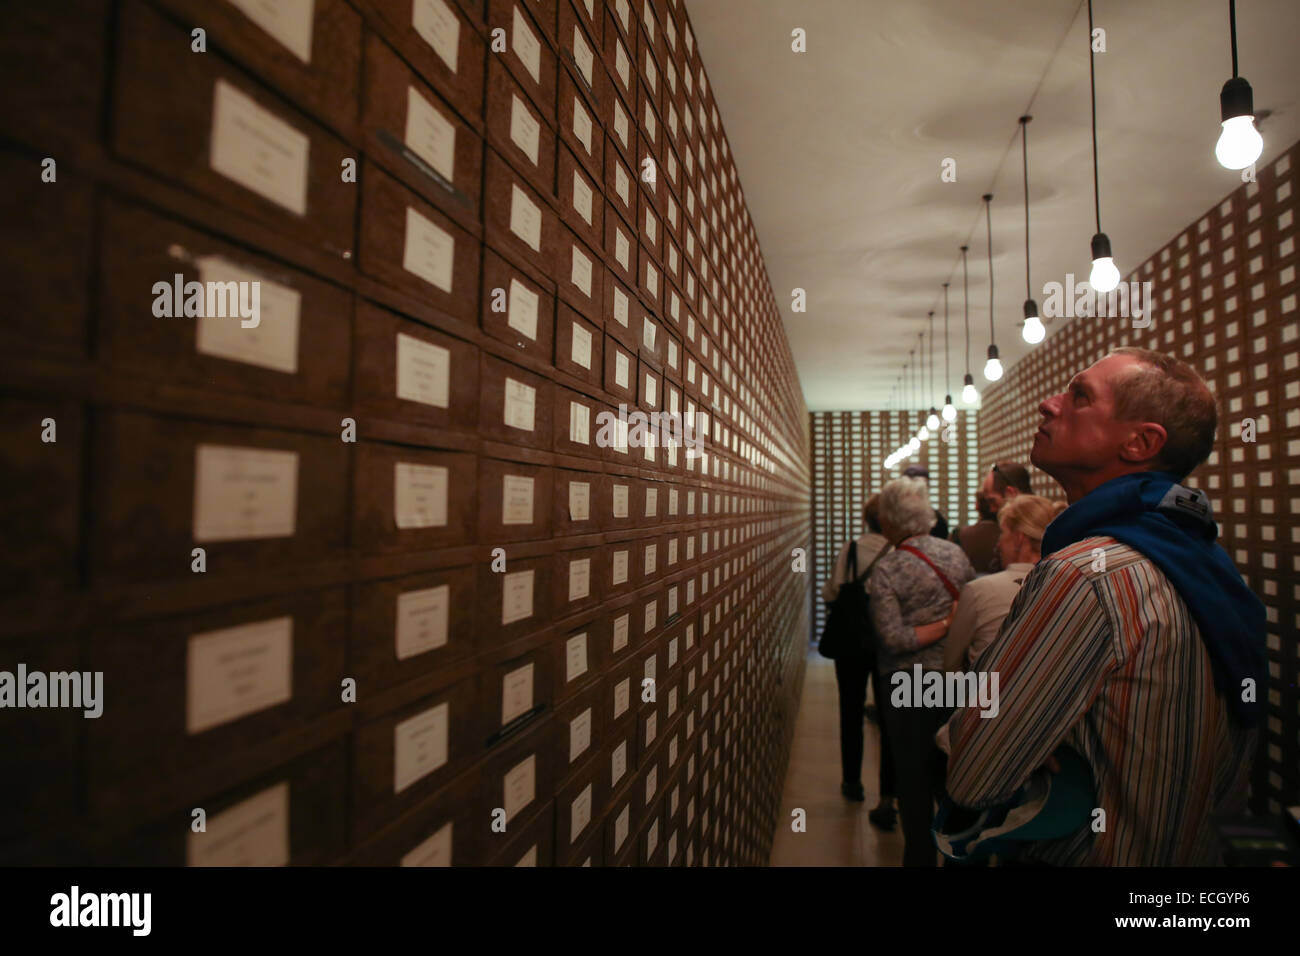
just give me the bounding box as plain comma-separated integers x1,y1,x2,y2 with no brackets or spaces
1022,299,1045,344
1085,1,1121,295
962,373,978,405
907,436,920,453
918,424,930,441
1215,4,1263,170
1089,233,1120,293
940,284,956,424
983,344,1003,382
926,409,940,431
942,396,956,422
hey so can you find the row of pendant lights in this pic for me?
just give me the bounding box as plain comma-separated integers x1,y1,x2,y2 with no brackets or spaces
885,0,1262,470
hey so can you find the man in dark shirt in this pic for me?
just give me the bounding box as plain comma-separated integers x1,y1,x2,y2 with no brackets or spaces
952,461,1032,573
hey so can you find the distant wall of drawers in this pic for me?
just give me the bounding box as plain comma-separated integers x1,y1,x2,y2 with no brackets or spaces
0,0,812,866
979,140,1300,817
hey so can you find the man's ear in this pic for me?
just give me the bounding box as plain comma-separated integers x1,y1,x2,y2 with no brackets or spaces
1118,422,1168,466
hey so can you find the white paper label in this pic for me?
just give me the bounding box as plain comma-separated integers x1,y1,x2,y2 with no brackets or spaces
396,332,451,408
566,632,589,682
612,740,627,786
412,0,460,73
506,278,539,341
572,98,593,155
615,40,630,89
403,206,455,293
569,707,592,761
614,804,630,850
394,701,449,793
501,663,534,726
210,80,309,216
668,538,678,564
194,256,301,374
394,462,449,529
644,209,657,244
614,677,630,719
193,445,297,542
396,584,450,660
565,555,590,601
645,262,659,297
644,542,657,575
509,183,542,253
612,483,630,518
512,6,541,83
401,821,452,867
571,245,593,296
644,101,657,142
509,94,540,167
644,600,656,632
644,51,657,90
571,783,593,842
667,339,678,370
568,481,590,521
405,85,456,182
187,781,289,867
668,488,679,515
187,616,292,735
615,350,630,389
569,401,591,445
645,487,658,517
229,0,314,63
572,25,595,87
503,377,536,431
571,322,593,369
613,100,630,148
612,549,629,585
645,373,657,407
502,569,534,625
501,474,535,525
612,287,630,328
615,164,631,208
503,754,535,822
613,613,629,652
572,169,594,225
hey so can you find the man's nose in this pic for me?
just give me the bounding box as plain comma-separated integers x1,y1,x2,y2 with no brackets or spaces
1039,393,1063,418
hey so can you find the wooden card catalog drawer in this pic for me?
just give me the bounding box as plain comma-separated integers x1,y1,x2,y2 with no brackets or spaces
484,147,561,278
86,588,347,813
603,144,637,232
353,441,478,554
554,302,604,386
557,142,604,253
485,54,557,200
555,542,603,614
358,163,480,325
481,246,556,360
604,201,638,291
553,611,609,698
349,767,481,865
637,236,663,315
478,458,554,542
601,6,636,118
551,467,609,535
558,0,602,114
478,549,555,642
353,299,480,431
484,798,556,866
555,754,605,862
603,273,641,350
603,335,637,402
558,65,604,180
479,714,555,840
477,353,555,449
357,0,486,122
603,774,637,864
112,0,356,258
636,796,666,866
362,32,482,228
153,0,362,136
482,644,554,742
98,198,351,407
638,358,663,412
352,675,481,839
487,0,557,120
555,223,604,322
91,412,348,585
553,385,602,459
352,564,479,695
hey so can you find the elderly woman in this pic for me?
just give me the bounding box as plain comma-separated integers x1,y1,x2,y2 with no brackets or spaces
869,476,975,866
941,495,1067,673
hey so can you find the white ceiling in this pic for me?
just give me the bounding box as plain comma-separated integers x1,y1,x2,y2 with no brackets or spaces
687,0,1300,410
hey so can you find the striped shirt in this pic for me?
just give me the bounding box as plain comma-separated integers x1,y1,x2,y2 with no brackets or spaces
945,536,1254,866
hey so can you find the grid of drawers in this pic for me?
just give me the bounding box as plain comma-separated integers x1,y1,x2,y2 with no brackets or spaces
979,140,1300,816
0,0,812,866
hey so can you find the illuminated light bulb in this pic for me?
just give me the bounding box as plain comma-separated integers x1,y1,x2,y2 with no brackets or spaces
908,437,920,453
983,344,1003,382
926,409,940,431
1089,233,1120,293
1022,315,1045,344
1216,77,1264,170
961,373,978,405
942,396,957,422
918,426,929,442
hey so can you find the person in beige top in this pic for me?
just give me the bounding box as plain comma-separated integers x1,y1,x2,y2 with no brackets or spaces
941,495,1067,673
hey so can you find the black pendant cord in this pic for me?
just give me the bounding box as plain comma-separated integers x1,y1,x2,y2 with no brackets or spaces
984,195,996,348
961,246,970,375
943,283,951,391
1021,116,1032,299
1088,0,1102,235
1230,0,1238,78
927,312,935,408
918,333,926,412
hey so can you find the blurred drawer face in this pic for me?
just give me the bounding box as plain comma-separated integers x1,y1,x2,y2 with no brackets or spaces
485,55,557,199
487,0,557,121
481,247,556,361
352,564,478,695
551,467,609,536
99,199,351,406
603,654,635,731
554,542,604,615
112,0,356,258
554,749,605,855
603,779,635,862
353,300,480,431
485,798,555,866
86,589,348,810
92,412,348,585
350,768,481,866
477,551,555,645
362,32,481,227
352,676,481,839
354,442,477,554
553,302,603,386
359,0,486,121
478,458,554,543
0,399,81,596
477,353,555,449
153,0,362,133
358,163,480,324
102,742,349,866
555,225,604,322
480,716,555,841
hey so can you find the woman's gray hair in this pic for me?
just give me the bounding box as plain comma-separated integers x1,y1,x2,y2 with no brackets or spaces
879,477,935,538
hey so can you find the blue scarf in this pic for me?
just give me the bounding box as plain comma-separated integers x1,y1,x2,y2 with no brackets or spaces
1040,471,1266,727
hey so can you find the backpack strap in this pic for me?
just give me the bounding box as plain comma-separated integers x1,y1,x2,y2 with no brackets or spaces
898,543,960,600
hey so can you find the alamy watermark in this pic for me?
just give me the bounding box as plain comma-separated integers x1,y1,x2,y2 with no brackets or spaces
593,404,708,460
890,665,999,718
152,272,261,328
0,665,103,718
1042,275,1154,328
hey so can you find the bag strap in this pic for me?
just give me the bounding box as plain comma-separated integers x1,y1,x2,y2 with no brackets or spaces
898,542,960,600
849,541,889,585
847,539,858,582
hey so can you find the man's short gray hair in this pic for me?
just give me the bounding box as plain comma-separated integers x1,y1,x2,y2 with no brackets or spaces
879,477,935,538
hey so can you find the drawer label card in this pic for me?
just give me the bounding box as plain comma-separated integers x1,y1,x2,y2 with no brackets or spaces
614,351,630,389
568,481,590,521
645,487,658,517
512,6,542,83
645,373,657,407
394,462,449,529
193,445,298,542
396,584,451,660
509,95,540,167
613,287,629,327
611,550,629,586
403,206,455,293
396,332,451,408
612,739,627,786
565,632,588,682
644,543,657,575
501,663,535,726
394,701,450,793
612,483,629,518
503,753,536,822
506,278,539,341
501,474,535,525
569,401,591,445
571,322,593,369
187,781,289,867
194,256,301,373
572,98,593,155
571,245,593,297
401,821,453,867
614,40,630,90
572,25,595,88
406,86,457,183
229,0,315,63
571,783,593,842
568,557,591,601
612,613,629,652
187,616,293,735
613,100,629,148
613,677,630,719
642,317,657,351
614,164,631,208
614,229,630,271
210,80,309,216
503,377,536,431
508,184,542,253
569,707,592,761
614,804,630,851
501,569,535,625
572,170,594,226
413,0,460,73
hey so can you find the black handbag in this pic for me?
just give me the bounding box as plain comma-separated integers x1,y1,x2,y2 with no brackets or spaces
818,541,887,663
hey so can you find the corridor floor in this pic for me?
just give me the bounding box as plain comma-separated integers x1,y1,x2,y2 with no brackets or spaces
769,649,905,866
